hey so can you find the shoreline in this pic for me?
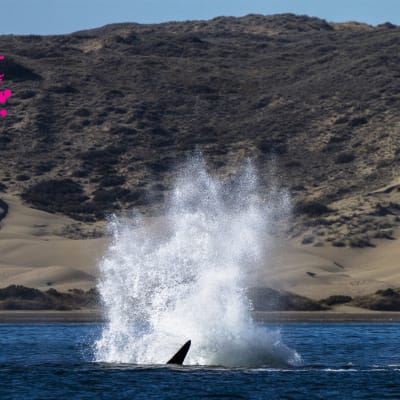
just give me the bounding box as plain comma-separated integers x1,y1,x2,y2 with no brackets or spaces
253,311,400,323
0,310,104,323
1,310,400,323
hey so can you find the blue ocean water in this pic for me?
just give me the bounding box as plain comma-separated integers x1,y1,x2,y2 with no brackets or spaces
0,323,400,399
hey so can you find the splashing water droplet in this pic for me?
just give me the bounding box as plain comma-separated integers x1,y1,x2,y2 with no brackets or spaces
94,154,301,367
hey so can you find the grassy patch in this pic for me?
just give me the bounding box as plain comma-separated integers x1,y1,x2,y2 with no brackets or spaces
294,200,333,217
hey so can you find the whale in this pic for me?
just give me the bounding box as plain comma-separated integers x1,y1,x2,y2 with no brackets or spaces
166,340,191,365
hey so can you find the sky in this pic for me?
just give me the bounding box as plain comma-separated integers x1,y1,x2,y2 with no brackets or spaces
1,0,399,35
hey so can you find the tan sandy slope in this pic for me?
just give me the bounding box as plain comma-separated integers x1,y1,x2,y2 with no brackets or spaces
0,195,106,291
0,195,399,299
254,236,400,299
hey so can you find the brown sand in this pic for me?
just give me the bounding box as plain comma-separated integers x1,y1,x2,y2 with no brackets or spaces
252,236,400,300
0,194,106,292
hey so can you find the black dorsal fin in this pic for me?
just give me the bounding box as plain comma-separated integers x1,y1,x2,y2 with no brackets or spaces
166,340,191,365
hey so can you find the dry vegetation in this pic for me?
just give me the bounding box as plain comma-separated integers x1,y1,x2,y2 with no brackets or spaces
248,287,327,311
0,285,99,310
351,288,400,311
0,14,399,247
1,284,399,311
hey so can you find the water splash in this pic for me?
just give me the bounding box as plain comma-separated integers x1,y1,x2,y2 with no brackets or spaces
94,155,301,367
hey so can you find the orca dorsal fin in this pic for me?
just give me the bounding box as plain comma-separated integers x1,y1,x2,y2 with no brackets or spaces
166,340,191,365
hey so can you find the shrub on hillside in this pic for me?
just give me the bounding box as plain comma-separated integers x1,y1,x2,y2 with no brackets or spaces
335,152,355,164
99,175,126,187
16,174,30,181
319,295,352,306
294,200,333,217
352,288,400,311
22,179,88,216
34,161,55,174
259,140,287,155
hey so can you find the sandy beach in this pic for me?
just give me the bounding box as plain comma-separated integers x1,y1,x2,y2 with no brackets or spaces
0,310,103,323
2,308,400,323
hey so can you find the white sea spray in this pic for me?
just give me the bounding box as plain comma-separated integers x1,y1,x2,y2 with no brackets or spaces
94,155,301,367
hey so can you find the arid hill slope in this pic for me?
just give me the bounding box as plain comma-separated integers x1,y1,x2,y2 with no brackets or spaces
0,14,399,247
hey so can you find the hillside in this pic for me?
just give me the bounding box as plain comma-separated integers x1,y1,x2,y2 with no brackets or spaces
0,13,399,248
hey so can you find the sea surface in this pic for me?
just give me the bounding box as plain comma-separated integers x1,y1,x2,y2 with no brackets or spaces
0,323,400,399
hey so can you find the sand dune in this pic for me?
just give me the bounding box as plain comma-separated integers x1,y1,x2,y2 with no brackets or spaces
0,194,399,299
255,237,400,299
0,195,106,291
